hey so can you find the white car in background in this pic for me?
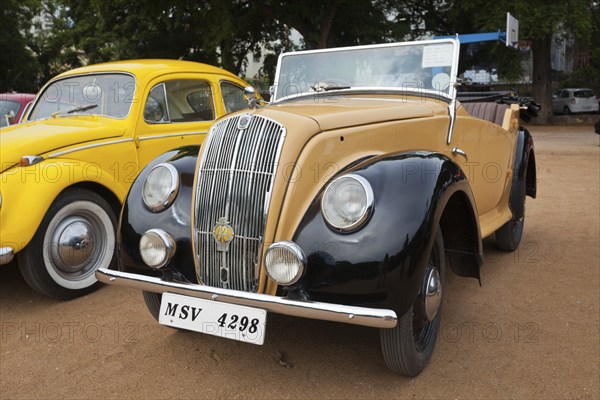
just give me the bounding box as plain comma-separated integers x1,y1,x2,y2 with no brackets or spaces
552,88,599,115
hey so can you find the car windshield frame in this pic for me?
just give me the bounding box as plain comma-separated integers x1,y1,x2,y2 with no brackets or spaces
271,39,460,103
27,72,137,121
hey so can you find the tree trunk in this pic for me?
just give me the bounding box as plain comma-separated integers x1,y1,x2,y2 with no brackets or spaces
531,35,553,124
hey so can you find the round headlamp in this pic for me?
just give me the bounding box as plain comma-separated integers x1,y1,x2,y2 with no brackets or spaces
321,173,374,232
142,163,179,212
139,229,176,269
264,241,306,285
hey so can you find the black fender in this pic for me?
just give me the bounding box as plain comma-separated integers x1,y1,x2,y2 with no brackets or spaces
119,146,199,283
291,152,482,318
510,127,536,218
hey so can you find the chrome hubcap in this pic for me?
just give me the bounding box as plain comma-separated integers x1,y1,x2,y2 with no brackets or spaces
423,268,442,321
50,217,97,273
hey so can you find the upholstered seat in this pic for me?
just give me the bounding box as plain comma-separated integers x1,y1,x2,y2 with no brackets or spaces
462,102,509,127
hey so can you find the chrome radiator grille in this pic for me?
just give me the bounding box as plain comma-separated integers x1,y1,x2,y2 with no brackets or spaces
194,115,286,292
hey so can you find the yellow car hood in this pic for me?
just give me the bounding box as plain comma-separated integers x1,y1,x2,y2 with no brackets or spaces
0,118,125,172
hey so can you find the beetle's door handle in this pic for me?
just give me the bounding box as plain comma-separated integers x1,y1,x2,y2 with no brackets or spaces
451,146,468,161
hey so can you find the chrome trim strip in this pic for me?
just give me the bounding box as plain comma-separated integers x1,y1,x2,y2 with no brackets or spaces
446,99,457,144
47,138,134,158
96,268,397,329
137,131,207,141
0,247,15,265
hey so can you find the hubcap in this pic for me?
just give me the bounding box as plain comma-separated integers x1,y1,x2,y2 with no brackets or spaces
50,216,97,273
423,268,442,321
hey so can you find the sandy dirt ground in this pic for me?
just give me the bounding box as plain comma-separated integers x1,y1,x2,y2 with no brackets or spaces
1,125,599,399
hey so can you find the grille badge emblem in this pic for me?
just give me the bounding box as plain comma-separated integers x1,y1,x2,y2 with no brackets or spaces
237,114,252,130
212,217,234,252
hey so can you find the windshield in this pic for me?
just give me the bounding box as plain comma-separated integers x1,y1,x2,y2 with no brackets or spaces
28,73,136,120
273,40,458,102
1,100,22,127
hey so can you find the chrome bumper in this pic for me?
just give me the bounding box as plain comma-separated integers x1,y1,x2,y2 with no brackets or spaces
96,268,397,329
0,247,14,265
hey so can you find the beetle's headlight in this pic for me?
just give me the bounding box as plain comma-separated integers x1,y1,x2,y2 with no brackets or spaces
265,241,306,285
139,229,176,269
321,173,374,232
142,163,179,212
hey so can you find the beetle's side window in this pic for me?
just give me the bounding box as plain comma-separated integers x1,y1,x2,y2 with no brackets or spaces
144,84,169,123
560,90,570,98
145,80,214,124
221,82,247,114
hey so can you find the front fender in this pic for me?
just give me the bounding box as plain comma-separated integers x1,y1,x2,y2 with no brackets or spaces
0,159,127,254
118,146,199,283
292,152,480,318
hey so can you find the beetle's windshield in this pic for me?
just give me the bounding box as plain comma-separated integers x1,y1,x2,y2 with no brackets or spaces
273,40,458,102
28,73,136,120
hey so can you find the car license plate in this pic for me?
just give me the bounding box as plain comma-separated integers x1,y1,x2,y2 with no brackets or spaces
159,293,267,345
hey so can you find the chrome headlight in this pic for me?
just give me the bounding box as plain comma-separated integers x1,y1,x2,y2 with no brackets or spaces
321,174,374,232
139,229,176,269
265,241,306,285
142,163,179,212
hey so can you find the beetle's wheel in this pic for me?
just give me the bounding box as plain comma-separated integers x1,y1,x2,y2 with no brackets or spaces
18,188,116,300
380,227,445,376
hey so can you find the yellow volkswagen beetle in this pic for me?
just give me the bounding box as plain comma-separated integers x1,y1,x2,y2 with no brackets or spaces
0,59,253,299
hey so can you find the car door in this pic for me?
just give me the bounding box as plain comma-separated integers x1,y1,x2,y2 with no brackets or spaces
135,75,219,168
450,111,516,220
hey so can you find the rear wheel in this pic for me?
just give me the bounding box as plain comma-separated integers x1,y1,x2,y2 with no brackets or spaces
18,188,116,300
380,227,445,376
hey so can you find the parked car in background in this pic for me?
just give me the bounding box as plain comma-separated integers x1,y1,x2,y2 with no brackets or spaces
552,88,599,115
1,93,36,127
98,39,537,376
0,59,253,299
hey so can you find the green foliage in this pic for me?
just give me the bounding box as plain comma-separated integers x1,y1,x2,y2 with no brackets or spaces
0,0,42,92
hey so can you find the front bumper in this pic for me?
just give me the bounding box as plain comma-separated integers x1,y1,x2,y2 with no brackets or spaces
0,247,14,265
96,269,397,329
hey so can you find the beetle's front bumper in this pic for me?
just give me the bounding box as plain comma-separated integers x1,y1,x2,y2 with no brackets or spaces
96,268,398,329
0,247,14,265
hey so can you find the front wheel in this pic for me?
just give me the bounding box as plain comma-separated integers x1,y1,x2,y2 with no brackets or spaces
380,227,445,376
143,291,162,321
563,106,571,115
18,188,117,300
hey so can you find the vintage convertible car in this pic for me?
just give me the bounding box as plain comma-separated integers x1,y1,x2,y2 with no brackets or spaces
98,39,537,375
0,60,252,299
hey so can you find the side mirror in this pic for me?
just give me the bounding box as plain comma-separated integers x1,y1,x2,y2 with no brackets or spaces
243,86,265,109
4,110,16,126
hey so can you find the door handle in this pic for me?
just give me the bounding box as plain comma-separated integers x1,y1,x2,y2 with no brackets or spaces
451,146,468,161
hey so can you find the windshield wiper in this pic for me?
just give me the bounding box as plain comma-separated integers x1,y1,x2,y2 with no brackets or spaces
310,82,351,93
51,104,98,118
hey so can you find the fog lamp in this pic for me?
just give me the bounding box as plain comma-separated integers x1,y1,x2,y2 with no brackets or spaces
139,229,176,269
264,241,306,285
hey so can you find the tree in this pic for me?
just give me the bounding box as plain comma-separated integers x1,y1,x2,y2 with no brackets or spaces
0,0,42,92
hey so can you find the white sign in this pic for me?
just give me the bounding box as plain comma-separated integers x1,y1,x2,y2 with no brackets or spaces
422,44,454,68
